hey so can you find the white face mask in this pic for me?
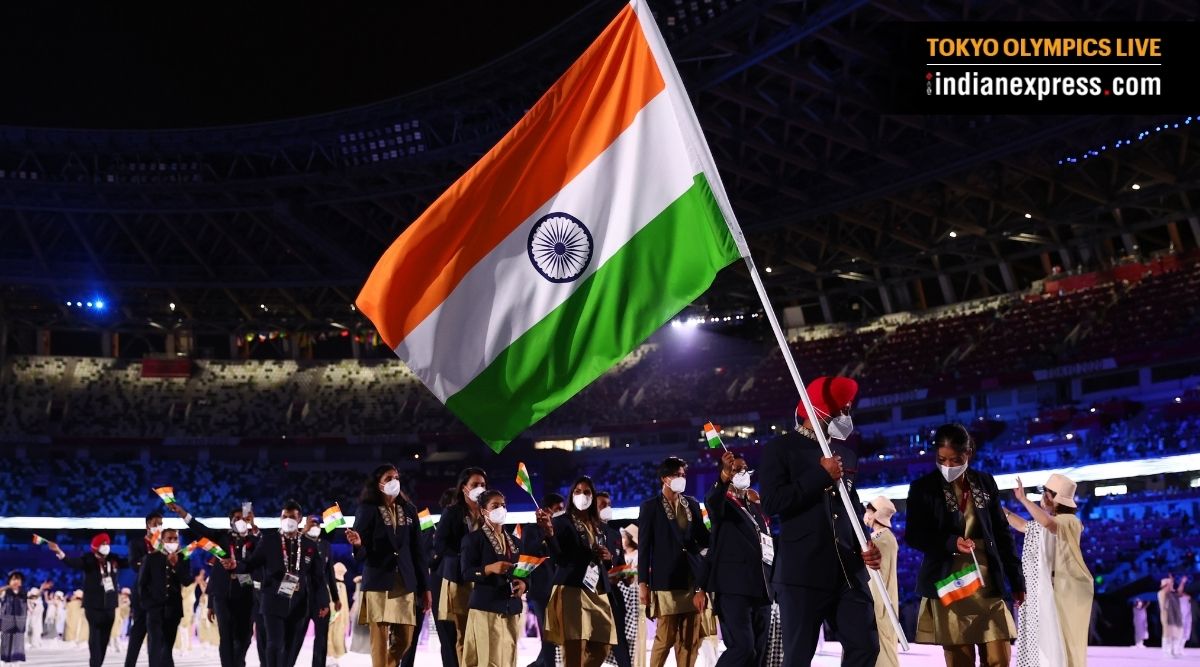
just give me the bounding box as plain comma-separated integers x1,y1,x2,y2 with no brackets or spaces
233,520,250,535
382,479,402,498
98,545,111,556
731,471,752,491
939,462,968,483
487,507,508,525
280,518,300,534
572,493,593,511
163,542,179,554
552,510,566,518
827,414,855,440
466,486,485,503
306,526,321,539
668,476,687,494
599,507,613,522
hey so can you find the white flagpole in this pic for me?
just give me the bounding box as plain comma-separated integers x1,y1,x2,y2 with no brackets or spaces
742,253,910,651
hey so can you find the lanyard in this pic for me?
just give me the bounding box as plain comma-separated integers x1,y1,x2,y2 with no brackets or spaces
281,536,302,574
95,555,113,578
726,492,770,532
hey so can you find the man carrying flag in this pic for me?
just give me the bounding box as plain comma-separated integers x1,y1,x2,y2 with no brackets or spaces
124,510,164,667
354,0,748,455
168,502,260,667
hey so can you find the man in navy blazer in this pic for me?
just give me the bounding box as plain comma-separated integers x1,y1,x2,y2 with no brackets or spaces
705,450,773,667
759,376,882,667
520,492,564,667
223,500,329,667
638,456,710,667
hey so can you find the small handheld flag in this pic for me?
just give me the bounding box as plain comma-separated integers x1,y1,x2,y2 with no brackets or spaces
196,538,228,559
153,486,176,505
936,561,982,606
511,555,547,579
703,422,727,451
149,529,163,553
513,524,523,541
608,563,636,579
702,507,711,530
515,462,538,508
181,541,198,559
32,534,49,546
322,503,346,533
418,509,434,531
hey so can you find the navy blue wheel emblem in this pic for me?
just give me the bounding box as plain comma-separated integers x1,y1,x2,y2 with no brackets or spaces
527,212,594,283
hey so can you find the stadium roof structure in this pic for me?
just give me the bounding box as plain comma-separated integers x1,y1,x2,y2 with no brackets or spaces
2,0,1198,338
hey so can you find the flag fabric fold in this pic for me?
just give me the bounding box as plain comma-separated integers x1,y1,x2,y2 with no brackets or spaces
355,0,747,452
196,537,228,559
704,422,724,449
511,555,548,579
322,503,346,533
153,486,176,505
936,562,982,606
32,534,49,546
515,463,535,499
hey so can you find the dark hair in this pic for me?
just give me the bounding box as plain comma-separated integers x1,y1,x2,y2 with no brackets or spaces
228,507,244,521
658,456,687,480
1055,504,1077,515
7,570,24,582
541,492,564,508
438,487,458,510
932,423,976,457
360,463,400,506
622,528,638,549
282,499,302,514
478,489,506,508
145,511,163,525
454,467,488,506
568,476,602,526
161,528,178,539
595,490,611,500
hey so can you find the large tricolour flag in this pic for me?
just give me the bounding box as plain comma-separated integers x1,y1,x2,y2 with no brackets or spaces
356,0,747,451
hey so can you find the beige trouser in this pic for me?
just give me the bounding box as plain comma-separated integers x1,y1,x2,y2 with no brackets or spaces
562,638,611,667
368,622,414,667
942,639,1011,667
649,612,702,667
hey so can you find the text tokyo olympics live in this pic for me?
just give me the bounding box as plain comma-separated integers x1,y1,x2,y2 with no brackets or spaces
925,37,1162,58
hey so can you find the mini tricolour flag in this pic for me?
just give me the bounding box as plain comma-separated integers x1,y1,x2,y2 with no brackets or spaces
513,524,523,541
703,422,724,449
322,503,346,533
936,562,982,606
153,486,176,505
32,534,49,546
702,507,711,530
196,538,228,559
149,529,163,553
511,555,548,579
355,0,747,452
515,462,535,499
181,541,198,559
609,563,636,579
418,509,434,531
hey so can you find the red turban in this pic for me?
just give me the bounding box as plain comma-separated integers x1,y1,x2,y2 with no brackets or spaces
797,376,859,420
91,533,111,551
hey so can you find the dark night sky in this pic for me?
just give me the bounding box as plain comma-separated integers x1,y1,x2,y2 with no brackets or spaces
0,2,589,129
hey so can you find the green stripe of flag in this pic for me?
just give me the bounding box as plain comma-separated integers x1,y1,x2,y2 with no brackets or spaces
935,563,979,590
447,174,740,451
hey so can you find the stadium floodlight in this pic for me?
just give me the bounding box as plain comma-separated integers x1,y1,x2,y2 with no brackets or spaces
1024,212,1032,219
94,300,105,310
169,303,176,311
764,266,772,273
1131,183,1141,190
948,231,958,238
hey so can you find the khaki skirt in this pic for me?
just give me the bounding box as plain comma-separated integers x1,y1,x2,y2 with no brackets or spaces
545,585,617,646
463,608,521,667
436,577,473,622
358,573,416,626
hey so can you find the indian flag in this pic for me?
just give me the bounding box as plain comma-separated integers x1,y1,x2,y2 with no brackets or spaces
515,462,535,499
703,422,723,449
936,563,982,606
511,555,547,579
322,503,346,533
149,529,163,553
418,509,434,531
513,524,523,541
702,507,711,530
181,541,198,559
153,486,176,504
32,534,49,546
356,0,747,451
196,538,228,559
609,563,636,579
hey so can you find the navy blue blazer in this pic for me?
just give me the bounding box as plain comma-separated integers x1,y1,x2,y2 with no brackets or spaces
520,522,556,603
905,469,1025,599
137,551,192,617
637,494,709,592
185,517,259,603
60,552,126,610
461,528,523,616
352,501,430,596
235,532,329,618
547,513,613,594
759,431,868,592
432,503,476,584
703,480,772,602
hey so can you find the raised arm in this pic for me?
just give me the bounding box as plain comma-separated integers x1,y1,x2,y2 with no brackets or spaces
989,476,1025,596
1014,477,1057,534
1003,507,1029,533
171,503,224,543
